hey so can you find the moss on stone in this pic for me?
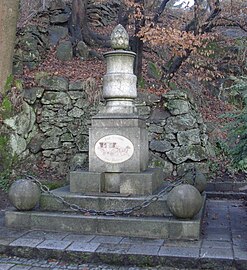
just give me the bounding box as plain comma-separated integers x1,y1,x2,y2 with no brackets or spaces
1,96,13,119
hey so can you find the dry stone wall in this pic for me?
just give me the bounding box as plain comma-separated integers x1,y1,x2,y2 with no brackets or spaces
2,76,212,178
138,91,212,177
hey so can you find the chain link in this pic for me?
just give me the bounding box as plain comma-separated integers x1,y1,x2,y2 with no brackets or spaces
25,175,182,216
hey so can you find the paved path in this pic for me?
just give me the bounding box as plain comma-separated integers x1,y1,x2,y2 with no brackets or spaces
0,199,246,270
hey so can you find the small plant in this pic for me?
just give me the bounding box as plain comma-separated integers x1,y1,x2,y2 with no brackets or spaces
223,76,247,172
224,109,247,171
225,76,247,109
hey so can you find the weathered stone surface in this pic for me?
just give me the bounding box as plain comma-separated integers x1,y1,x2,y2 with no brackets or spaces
68,107,84,118
70,171,104,193
56,41,73,61
41,136,60,149
69,80,84,91
9,133,27,155
149,154,173,177
149,107,171,122
166,145,208,164
50,13,69,24
69,153,88,170
177,129,201,146
148,123,164,134
77,41,89,59
75,134,89,151
167,184,203,219
28,133,45,154
75,98,90,109
8,179,40,211
23,87,44,104
167,100,190,115
182,169,207,193
41,91,71,105
177,162,209,176
163,90,188,100
45,127,64,137
68,91,85,100
4,102,36,138
150,139,173,153
49,26,68,45
49,0,66,11
61,132,74,142
40,76,69,91
41,107,56,118
165,114,197,133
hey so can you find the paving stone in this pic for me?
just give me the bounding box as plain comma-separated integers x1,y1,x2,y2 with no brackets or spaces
163,240,201,247
201,240,232,249
120,237,164,245
127,244,160,255
23,231,69,240
63,234,95,242
200,247,234,259
10,266,32,270
66,242,100,252
30,267,52,270
37,240,72,250
203,227,232,241
0,228,27,238
9,238,44,247
158,246,199,258
96,243,130,254
233,244,247,260
90,236,123,244
0,263,14,270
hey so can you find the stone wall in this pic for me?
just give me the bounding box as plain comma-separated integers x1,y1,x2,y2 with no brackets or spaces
13,0,120,72
2,75,212,178
139,91,211,177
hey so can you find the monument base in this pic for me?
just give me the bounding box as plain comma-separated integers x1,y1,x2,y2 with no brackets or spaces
69,168,164,195
4,186,206,240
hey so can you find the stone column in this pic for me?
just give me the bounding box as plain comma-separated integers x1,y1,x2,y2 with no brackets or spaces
70,25,163,195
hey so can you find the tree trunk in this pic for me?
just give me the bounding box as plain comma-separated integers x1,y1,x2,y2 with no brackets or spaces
69,0,110,48
0,0,19,93
132,0,145,80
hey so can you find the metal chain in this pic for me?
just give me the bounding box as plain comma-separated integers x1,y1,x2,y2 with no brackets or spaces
25,175,182,216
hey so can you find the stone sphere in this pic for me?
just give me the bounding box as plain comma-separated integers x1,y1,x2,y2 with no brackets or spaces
183,169,207,193
9,179,41,211
167,184,203,219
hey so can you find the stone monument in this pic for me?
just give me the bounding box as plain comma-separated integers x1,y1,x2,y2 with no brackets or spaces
5,25,205,240
70,24,163,195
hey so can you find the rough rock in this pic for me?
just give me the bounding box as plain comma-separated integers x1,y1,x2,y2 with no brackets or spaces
77,41,89,60
177,129,201,146
166,145,208,164
49,26,68,45
56,40,73,61
39,76,69,91
150,139,173,152
41,91,71,105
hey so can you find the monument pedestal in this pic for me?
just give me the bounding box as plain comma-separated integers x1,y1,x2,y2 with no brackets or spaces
89,115,149,173
69,114,164,195
70,168,163,195
5,186,206,240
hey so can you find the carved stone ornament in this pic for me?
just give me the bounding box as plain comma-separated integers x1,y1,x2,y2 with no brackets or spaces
110,24,129,50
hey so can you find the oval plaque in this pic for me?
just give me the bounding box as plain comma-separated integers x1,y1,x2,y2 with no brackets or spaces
95,135,134,164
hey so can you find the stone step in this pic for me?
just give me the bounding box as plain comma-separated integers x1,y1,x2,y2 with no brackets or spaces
39,186,173,217
5,198,205,240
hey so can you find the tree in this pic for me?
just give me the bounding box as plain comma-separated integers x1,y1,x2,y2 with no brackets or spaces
0,0,19,93
69,0,110,49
